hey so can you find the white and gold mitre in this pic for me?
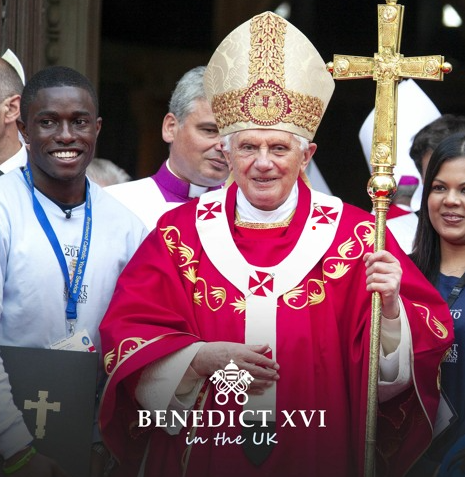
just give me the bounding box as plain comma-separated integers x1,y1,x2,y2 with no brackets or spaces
204,11,335,141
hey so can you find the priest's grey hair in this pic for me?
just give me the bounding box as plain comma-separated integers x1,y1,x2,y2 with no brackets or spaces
168,65,207,124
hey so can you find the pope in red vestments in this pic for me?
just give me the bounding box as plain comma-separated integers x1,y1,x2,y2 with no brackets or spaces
98,11,453,477
99,178,452,477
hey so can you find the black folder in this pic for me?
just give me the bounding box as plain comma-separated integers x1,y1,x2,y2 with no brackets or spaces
0,346,99,477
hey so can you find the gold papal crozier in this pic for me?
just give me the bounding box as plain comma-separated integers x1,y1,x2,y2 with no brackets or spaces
326,2,451,476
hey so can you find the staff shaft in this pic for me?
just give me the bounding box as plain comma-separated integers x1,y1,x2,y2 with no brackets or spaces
364,203,388,476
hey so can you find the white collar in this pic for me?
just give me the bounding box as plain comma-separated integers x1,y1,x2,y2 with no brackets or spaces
188,183,209,198
236,183,298,223
166,159,208,198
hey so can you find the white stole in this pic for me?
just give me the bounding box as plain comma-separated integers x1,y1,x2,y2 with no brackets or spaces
196,187,343,420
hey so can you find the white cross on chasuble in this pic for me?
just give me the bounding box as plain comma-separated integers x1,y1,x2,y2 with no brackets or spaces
196,186,342,421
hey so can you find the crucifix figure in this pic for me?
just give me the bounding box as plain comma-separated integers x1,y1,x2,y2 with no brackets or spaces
24,390,61,439
326,2,451,476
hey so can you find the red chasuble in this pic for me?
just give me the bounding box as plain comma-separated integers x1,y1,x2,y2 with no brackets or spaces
99,178,453,477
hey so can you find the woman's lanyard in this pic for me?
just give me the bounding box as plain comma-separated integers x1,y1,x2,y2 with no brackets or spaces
22,164,92,335
447,271,465,309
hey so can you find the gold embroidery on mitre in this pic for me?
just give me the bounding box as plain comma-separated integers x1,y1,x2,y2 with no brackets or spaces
211,12,324,135
212,89,248,130
243,82,289,126
248,12,286,87
286,91,324,135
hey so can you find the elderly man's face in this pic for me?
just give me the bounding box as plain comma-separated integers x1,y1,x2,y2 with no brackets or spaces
224,129,315,211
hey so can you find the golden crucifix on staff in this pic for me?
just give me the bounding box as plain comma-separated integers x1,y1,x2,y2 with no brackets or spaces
326,1,451,475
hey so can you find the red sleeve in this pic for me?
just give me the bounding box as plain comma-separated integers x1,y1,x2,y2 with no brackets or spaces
98,205,203,462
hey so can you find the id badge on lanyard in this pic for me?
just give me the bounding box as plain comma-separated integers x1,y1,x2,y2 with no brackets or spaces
22,164,92,335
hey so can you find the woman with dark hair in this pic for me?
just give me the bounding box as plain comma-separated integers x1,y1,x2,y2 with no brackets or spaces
410,131,465,476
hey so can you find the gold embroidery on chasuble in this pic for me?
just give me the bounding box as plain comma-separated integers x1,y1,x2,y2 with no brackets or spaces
210,12,324,135
161,226,199,268
104,337,147,375
283,221,376,309
161,226,227,312
412,303,449,340
231,296,247,315
283,279,326,310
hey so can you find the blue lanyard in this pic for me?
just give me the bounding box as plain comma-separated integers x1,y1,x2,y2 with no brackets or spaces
22,164,92,335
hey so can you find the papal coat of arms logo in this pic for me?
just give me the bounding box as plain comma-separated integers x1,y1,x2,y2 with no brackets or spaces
209,360,254,405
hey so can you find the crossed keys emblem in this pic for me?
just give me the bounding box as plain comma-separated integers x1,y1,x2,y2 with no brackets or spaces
209,359,254,405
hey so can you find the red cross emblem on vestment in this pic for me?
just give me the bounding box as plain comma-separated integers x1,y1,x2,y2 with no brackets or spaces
311,204,338,224
197,201,222,221
248,271,274,297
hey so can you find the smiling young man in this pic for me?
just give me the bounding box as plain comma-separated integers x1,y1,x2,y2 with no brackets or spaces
98,12,453,477
105,66,229,231
0,66,147,477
